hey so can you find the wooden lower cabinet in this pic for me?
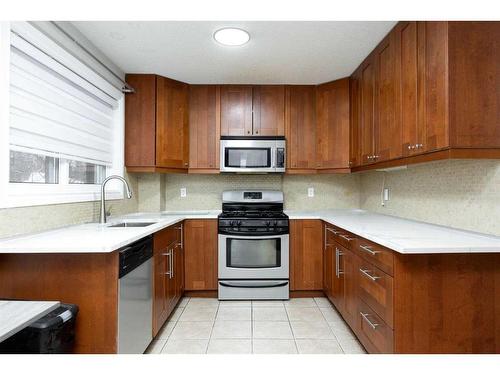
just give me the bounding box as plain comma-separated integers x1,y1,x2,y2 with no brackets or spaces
290,220,323,291
318,221,500,353
153,223,184,337
183,219,218,291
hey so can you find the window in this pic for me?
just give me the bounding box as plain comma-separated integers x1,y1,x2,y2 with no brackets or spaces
0,22,126,208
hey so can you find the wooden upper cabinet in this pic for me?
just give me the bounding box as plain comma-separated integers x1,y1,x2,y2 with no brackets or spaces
253,85,285,136
189,85,220,171
316,78,350,170
417,21,449,154
220,85,285,137
156,76,189,169
374,31,402,162
359,57,376,165
349,74,361,167
290,220,323,291
125,74,189,172
220,85,253,136
286,86,317,171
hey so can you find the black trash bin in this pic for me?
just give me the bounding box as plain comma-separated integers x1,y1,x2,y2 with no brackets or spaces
0,303,79,354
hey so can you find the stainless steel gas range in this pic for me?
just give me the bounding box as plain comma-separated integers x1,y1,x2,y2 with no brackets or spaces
218,190,289,300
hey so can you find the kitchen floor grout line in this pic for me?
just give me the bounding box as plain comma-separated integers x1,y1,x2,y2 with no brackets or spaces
283,300,300,354
204,301,220,354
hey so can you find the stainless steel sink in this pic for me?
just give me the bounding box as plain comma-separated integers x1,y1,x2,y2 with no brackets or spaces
107,222,156,228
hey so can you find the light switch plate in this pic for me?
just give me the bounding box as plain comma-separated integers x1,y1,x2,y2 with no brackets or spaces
180,188,187,198
308,187,314,198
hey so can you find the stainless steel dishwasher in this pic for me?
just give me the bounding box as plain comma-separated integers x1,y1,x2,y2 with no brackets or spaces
118,235,153,354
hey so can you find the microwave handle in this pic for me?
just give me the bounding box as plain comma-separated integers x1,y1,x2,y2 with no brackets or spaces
272,147,277,169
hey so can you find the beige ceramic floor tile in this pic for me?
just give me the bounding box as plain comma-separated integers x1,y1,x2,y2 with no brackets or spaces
167,307,184,322
211,320,252,339
290,321,335,339
313,297,332,308
252,339,297,354
161,339,208,354
295,339,344,354
169,321,213,340
285,306,325,322
252,300,284,307
216,306,252,321
284,298,316,307
252,306,288,321
207,339,252,354
338,338,367,354
320,307,344,322
156,320,177,340
187,298,219,307
177,297,190,308
253,321,293,339
327,320,357,341
178,305,218,322
219,300,252,307
144,339,166,354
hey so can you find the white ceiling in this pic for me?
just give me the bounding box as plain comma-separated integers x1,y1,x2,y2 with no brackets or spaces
72,21,397,84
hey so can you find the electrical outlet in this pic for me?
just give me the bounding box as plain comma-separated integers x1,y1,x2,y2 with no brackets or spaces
383,187,390,201
308,187,314,198
180,188,187,198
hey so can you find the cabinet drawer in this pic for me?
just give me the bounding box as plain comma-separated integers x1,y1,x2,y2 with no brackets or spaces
355,238,394,275
358,300,394,353
358,260,393,328
325,224,357,250
154,225,179,252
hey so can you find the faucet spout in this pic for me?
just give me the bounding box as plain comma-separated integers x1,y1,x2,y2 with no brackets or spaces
100,175,133,224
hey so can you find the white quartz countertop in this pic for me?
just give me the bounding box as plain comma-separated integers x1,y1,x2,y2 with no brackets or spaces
0,209,499,254
0,300,60,343
286,209,500,254
0,211,220,254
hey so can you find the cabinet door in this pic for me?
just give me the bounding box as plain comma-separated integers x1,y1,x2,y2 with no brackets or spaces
253,85,285,136
359,57,376,165
349,74,361,167
189,85,220,170
184,220,218,291
220,85,253,136
286,86,317,171
316,78,350,169
374,32,402,162
398,21,419,157
124,74,156,167
156,76,189,169
290,220,323,291
342,249,358,327
417,21,449,153
153,252,168,337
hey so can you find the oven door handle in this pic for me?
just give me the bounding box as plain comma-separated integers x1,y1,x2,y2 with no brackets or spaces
219,234,288,240
219,281,289,288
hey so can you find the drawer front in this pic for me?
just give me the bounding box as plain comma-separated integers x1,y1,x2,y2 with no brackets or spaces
355,238,394,275
358,260,394,328
358,300,394,353
325,224,357,250
154,225,179,253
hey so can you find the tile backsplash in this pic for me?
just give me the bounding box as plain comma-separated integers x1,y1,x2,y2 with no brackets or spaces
359,160,500,236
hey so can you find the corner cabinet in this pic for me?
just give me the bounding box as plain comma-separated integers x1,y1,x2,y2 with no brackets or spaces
125,74,189,173
153,223,184,337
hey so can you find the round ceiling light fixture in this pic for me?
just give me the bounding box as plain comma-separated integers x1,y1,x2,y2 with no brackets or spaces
213,28,250,46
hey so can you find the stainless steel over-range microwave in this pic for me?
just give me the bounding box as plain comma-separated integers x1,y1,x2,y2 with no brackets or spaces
220,136,286,173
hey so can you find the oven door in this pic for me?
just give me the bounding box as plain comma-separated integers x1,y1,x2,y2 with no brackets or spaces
220,139,277,173
218,234,289,279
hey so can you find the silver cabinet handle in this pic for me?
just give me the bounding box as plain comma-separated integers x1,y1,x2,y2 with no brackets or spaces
170,248,174,279
359,268,381,282
164,250,172,278
325,227,341,235
373,155,379,159
176,224,183,249
339,234,354,242
360,312,379,330
335,247,344,278
359,244,379,256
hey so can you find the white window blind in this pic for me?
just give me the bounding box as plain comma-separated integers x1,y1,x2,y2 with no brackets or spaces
9,21,122,167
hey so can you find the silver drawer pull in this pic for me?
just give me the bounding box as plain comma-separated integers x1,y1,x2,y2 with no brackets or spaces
359,244,379,255
360,312,379,330
359,268,381,282
339,234,354,241
326,227,341,235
